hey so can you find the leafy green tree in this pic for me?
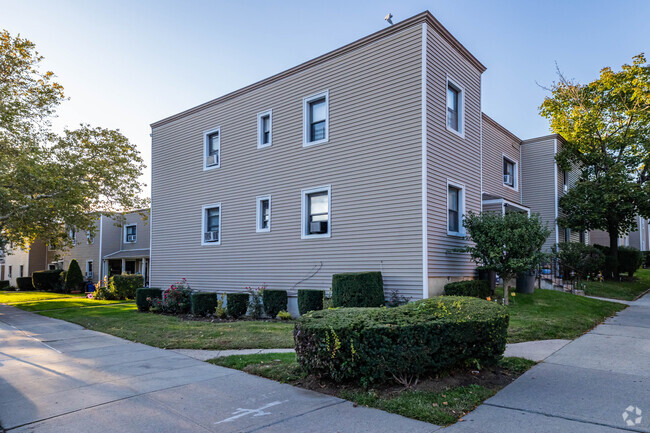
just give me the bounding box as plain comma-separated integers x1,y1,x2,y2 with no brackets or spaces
0,30,147,251
65,259,83,292
540,54,650,277
461,212,550,305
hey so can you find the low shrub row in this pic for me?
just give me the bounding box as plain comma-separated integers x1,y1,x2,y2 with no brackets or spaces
444,280,491,299
191,292,217,316
16,277,34,291
331,271,384,308
33,270,65,292
294,296,509,386
95,274,144,300
0,280,10,290
593,244,644,278
136,287,163,311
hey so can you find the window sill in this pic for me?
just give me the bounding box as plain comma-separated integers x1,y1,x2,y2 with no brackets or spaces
503,184,518,192
447,231,466,238
203,164,220,171
301,233,331,240
445,125,465,139
303,138,329,148
201,241,221,246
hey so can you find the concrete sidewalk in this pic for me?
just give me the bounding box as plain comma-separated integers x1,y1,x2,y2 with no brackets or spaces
0,304,436,432
445,293,650,432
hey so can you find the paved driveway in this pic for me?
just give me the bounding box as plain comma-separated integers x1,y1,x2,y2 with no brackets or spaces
0,304,435,432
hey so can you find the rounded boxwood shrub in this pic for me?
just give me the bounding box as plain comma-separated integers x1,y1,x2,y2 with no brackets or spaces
618,246,643,277
108,274,144,300
191,291,218,316
298,289,324,315
33,269,64,292
331,271,384,308
0,280,10,290
444,280,491,299
263,290,288,318
227,293,249,318
16,277,35,291
294,296,508,386
135,287,162,312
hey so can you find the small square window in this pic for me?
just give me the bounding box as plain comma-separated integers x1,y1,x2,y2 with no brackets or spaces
503,157,516,188
256,196,271,233
202,203,221,245
257,111,272,148
204,128,221,169
447,183,465,236
303,91,329,146
301,186,331,238
446,79,464,136
125,225,137,243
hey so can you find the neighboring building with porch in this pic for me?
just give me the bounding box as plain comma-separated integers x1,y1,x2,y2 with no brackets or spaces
49,209,151,285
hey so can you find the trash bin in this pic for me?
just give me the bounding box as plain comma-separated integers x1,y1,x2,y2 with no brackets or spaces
516,271,535,294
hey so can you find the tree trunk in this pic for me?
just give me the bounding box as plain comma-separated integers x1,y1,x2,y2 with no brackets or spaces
608,224,619,280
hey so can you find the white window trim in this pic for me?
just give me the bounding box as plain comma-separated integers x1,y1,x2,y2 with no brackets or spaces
445,76,465,138
302,90,329,147
257,110,273,149
201,203,222,246
203,127,221,170
502,154,519,192
124,224,137,243
301,185,331,239
256,195,271,233
87,230,94,244
447,179,466,237
86,260,93,276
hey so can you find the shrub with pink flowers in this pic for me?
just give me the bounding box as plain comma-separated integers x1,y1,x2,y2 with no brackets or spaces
151,278,192,314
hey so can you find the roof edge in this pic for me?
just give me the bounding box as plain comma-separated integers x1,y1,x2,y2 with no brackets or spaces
481,112,522,143
521,133,567,145
151,11,485,129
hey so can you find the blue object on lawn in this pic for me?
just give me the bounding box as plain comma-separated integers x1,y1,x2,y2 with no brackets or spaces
85,282,95,292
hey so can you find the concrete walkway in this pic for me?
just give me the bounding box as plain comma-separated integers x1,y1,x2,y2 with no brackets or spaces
444,292,650,432
175,339,571,363
0,304,436,432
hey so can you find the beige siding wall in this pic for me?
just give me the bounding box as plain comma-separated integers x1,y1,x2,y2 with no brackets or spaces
119,210,151,252
27,241,47,276
151,25,424,299
3,247,30,286
481,115,521,203
521,137,558,251
58,218,101,281
482,202,503,214
425,24,483,293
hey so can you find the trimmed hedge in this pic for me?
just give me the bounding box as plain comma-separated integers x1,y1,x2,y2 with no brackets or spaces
33,270,64,292
644,251,650,268
227,293,249,318
135,287,162,312
331,271,384,308
16,277,35,291
0,280,10,290
444,280,491,299
298,289,324,315
618,246,643,277
263,290,288,318
191,292,218,316
108,274,143,300
294,296,508,386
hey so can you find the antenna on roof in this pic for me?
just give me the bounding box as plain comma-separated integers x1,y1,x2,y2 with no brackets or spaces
384,13,393,25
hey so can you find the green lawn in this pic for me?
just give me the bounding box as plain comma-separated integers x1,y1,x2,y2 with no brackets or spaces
40,303,295,350
504,288,626,343
0,291,85,304
209,352,536,426
581,268,650,301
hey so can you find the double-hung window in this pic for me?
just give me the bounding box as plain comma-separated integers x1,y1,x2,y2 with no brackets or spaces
503,157,516,188
19,265,24,278
69,228,77,246
257,110,272,148
204,128,221,169
7,266,12,279
125,225,137,243
302,186,331,238
563,170,569,192
447,182,465,236
446,78,464,136
87,230,95,244
86,261,93,279
303,91,329,146
256,196,271,232
202,203,221,245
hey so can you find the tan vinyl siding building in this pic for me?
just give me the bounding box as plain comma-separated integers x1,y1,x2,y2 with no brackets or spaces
520,135,561,252
481,113,522,205
151,12,488,302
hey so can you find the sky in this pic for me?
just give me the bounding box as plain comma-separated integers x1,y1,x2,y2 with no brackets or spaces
2,0,649,198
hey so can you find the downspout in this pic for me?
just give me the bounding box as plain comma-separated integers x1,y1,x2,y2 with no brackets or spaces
98,214,103,283
553,139,559,245
421,22,429,299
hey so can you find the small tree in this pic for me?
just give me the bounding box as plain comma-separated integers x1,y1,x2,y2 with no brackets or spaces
65,259,84,292
461,212,550,305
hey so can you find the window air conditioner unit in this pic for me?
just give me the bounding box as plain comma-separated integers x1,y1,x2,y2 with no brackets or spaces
563,184,568,193
503,174,512,185
309,221,328,234
126,234,136,242
206,154,218,167
86,272,93,280
204,231,219,242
